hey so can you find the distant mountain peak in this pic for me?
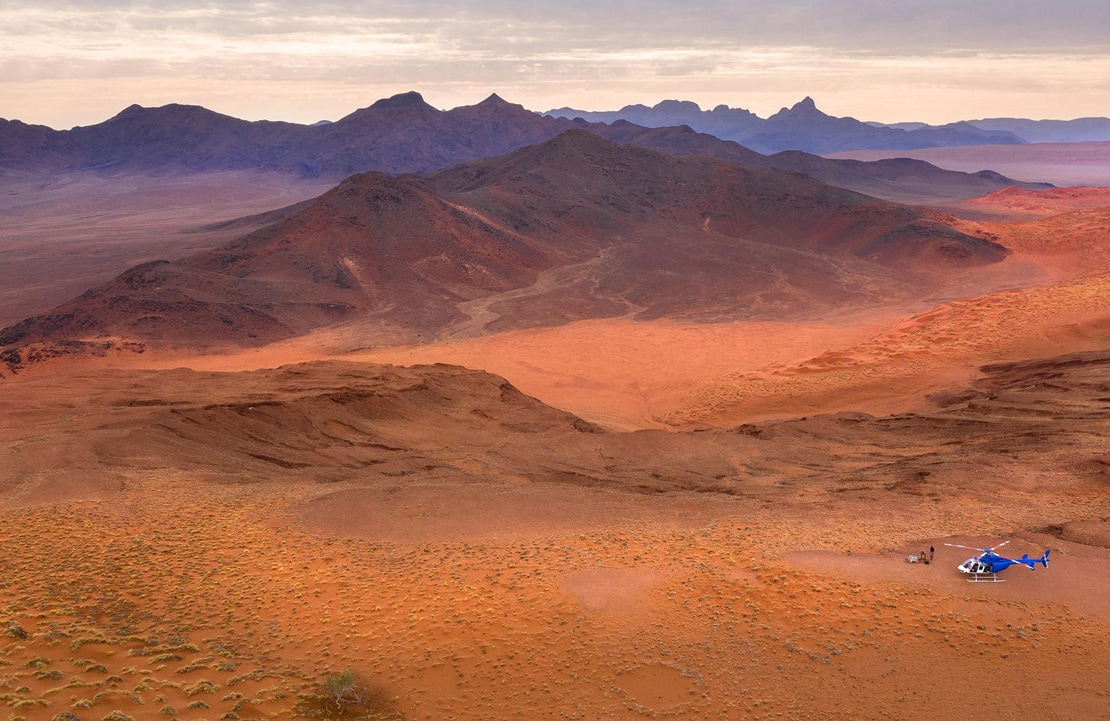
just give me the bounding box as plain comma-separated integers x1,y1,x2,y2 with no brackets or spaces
368,91,430,110
450,93,538,123
100,102,234,130
772,96,821,118
108,102,219,119
485,127,627,167
765,96,830,125
794,96,818,112
654,99,704,113
106,103,157,122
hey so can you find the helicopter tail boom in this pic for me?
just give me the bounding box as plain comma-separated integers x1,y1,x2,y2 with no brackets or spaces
1017,549,1051,570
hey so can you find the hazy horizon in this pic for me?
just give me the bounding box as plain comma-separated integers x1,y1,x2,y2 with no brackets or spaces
2,0,1109,130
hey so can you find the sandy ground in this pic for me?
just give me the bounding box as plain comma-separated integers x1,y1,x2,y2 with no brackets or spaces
3,180,1110,720
2,453,1109,721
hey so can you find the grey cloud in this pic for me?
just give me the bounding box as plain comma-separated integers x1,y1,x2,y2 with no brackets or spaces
6,0,1109,56
4,0,1110,128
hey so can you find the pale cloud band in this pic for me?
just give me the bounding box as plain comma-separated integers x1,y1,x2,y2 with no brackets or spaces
2,1,1109,128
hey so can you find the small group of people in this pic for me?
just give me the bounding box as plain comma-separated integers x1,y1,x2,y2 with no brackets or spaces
906,545,936,564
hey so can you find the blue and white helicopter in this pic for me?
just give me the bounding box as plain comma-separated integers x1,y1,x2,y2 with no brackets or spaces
943,540,1050,582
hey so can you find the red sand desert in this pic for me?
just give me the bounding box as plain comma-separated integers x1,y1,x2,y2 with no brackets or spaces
3,159,1110,720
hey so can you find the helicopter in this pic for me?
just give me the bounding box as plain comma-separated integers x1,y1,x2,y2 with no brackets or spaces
943,540,1050,582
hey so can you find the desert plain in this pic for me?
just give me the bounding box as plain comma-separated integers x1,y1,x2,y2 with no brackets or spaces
3,142,1110,721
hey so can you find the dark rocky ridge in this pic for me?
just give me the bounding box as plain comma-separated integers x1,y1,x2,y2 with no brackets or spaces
1,131,1006,353
6,349,1109,509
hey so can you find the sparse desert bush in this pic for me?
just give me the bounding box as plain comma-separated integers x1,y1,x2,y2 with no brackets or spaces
226,669,269,686
4,621,29,640
50,711,82,721
133,677,159,692
70,637,109,653
128,643,199,658
100,712,135,721
323,669,361,706
296,669,401,719
183,678,219,696
175,657,212,674
91,683,142,701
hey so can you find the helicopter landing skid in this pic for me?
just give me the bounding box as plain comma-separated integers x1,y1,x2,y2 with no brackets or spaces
966,573,1005,583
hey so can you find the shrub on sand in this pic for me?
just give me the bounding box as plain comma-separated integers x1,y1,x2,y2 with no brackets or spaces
296,669,400,719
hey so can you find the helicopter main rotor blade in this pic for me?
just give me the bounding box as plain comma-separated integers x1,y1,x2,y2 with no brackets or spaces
945,540,1011,554
944,543,988,552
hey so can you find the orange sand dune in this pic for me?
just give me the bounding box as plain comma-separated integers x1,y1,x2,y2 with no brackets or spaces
3,351,1110,720
964,186,1110,218
49,262,1109,432
64,315,890,429
671,274,1110,425
101,247,1105,431
33,257,1110,431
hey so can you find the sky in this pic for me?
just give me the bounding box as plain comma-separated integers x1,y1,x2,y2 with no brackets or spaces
2,0,1110,130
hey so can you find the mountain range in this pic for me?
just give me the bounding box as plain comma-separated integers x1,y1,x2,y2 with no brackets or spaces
547,97,1110,153
0,130,1007,355
0,92,1050,204
880,117,1110,144
546,97,1024,154
0,92,580,178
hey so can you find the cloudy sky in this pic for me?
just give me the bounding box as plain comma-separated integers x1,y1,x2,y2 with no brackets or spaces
3,0,1110,129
